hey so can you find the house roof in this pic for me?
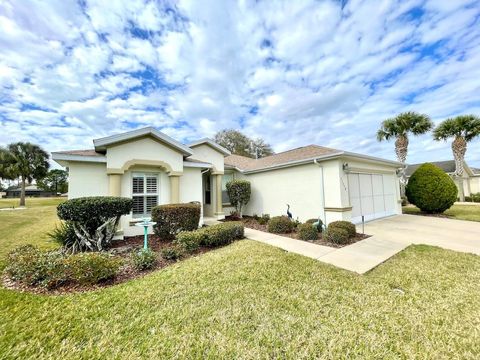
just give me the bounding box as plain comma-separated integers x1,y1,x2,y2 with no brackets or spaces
93,127,193,156
53,149,103,157
471,167,480,175
405,160,475,177
188,138,231,156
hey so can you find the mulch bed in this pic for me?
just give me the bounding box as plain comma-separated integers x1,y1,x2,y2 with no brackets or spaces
224,216,370,248
3,235,228,295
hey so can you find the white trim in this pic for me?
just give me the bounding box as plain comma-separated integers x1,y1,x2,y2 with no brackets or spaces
51,152,107,163
93,127,193,156
188,138,231,156
183,161,213,168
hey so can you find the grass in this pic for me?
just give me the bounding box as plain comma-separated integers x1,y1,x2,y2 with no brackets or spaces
403,204,480,222
1,199,480,358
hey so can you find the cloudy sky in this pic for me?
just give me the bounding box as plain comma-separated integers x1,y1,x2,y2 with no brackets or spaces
0,0,479,166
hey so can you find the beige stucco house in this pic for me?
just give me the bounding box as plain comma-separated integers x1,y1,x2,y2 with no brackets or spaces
52,127,403,237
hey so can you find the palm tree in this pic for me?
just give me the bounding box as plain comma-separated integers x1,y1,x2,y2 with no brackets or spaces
0,142,50,206
433,115,480,201
377,111,433,186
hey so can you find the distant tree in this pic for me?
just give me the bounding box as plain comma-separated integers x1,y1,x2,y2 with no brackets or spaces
214,129,274,158
38,169,68,194
433,114,480,201
377,111,433,187
0,142,49,206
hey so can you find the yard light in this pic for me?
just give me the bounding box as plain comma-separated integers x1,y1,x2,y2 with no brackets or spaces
135,218,156,249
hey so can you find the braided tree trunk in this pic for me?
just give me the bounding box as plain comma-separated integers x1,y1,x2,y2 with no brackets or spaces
70,216,121,253
452,135,467,202
395,135,409,194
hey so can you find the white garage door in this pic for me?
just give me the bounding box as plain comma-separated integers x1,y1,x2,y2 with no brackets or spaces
348,173,396,223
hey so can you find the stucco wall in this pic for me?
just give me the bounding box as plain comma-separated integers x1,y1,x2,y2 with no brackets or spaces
189,144,225,173
241,163,325,222
106,137,184,173
68,162,108,199
470,177,480,194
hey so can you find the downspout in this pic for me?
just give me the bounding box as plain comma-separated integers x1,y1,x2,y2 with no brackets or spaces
314,159,327,224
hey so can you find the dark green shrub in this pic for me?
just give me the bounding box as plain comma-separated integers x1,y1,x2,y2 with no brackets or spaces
48,221,78,252
258,214,270,225
63,253,122,285
401,196,409,206
226,180,251,217
161,245,184,260
323,228,350,245
131,248,157,271
174,231,204,252
297,223,318,241
267,216,294,233
406,163,458,213
306,218,323,232
4,245,66,288
201,222,244,247
328,221,356,238
57,197,133,252
152,203,201,240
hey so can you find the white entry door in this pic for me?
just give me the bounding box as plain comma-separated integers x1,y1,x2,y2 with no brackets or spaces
348,173,396,223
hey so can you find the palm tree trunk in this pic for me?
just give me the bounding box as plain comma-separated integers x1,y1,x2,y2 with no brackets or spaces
395,135,409,195
452,136,467,202
19,176,26,207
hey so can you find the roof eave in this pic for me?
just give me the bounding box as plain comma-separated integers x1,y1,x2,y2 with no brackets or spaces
188,138,231,156
51,152,107,164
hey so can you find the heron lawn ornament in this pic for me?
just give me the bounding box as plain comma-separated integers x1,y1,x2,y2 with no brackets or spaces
135,218,157,249
286,204,293,220
312,217,323,232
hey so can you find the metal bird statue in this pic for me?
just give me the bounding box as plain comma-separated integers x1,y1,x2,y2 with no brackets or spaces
312,217,323,232
286,204,293,219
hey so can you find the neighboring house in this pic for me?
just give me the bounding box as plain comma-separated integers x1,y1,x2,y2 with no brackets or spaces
52,127,403,237
4,185,56,198
405,160,479,196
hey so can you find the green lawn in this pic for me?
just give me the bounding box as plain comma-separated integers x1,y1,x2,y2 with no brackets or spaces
1,199,480,358
403,204,480,222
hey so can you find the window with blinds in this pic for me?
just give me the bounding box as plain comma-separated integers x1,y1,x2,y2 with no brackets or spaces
132,173,159,217
221,173,234,204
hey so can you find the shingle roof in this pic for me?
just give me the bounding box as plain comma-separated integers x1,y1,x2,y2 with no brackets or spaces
54,149,104,156
471,167,480,175
225,145,341,171
405,161,456,176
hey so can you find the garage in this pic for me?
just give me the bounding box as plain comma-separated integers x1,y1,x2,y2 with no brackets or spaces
348,173,397,223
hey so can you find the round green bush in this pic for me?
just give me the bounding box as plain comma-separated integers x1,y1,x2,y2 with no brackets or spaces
406,163,458,213
328,221,356,238
131,248,157,271
297,223,318,240
267,216,294,234
174,230,204,252
323,228,350,245
152,203,201,240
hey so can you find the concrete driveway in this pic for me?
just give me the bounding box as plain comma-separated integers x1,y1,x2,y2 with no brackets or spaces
364,214,480,255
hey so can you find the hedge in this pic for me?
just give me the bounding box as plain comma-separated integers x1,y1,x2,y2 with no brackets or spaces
297,223,318,240
267,216,294,233
152,203,201,240
323,228,350,245
406,163,458,213
328,221,356,238
174,222,244,249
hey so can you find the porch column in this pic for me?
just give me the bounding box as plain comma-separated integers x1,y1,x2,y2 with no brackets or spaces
214,174,223,215
108,174,122,196
169,174,180,203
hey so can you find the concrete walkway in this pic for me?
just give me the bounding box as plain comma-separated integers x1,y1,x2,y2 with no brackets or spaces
244,214,480,274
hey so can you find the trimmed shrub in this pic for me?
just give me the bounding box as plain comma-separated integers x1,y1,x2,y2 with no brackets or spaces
406,163,458,213
4,245,66,288
63,253,122,285
267,216,294,234
323,228,350,245
152,203,201,240
258,214,270,225
131,248,157,271
328,221,356,238
57,197,133,252
201,222,244,247
5,245,122,288
161,245,184,260
174,231,204,252
297,223,318,241
226,180,251,218
306,218,324,232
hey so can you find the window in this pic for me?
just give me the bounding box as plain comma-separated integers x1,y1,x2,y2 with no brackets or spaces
204,176,211,205
222,173,234,204
132,173,159,217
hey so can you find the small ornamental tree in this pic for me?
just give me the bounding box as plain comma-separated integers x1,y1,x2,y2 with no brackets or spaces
226,179,251,218
405,163,457,213
57,197,133,252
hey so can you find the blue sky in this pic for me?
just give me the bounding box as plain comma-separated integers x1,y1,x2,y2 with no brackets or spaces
0,0,479,166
